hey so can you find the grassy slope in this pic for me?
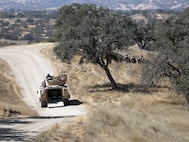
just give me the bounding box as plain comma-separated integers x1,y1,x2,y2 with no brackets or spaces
33,44,189,142
0,59,37,117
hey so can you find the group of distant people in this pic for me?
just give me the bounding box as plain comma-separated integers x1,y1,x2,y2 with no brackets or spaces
124,55,144,64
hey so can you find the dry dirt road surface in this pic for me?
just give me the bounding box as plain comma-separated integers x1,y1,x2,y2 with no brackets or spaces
0,43,86,141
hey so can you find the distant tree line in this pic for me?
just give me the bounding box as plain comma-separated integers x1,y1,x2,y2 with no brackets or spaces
0,10,57,45
0,9,58,19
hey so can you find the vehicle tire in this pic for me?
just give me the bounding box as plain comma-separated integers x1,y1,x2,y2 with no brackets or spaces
64,99,69,106
41,101,47,107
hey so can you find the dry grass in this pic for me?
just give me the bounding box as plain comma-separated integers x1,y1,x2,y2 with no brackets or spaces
0,59,37,117
33,44,189,142
33,118,85,142
34,101,189,142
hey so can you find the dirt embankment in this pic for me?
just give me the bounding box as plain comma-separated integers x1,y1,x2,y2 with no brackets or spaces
0,59,37,117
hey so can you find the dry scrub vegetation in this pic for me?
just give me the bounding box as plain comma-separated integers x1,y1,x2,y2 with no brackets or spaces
0,59,37,117
33,44,189,142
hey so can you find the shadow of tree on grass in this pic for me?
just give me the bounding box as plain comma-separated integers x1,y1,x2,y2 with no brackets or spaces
88,83,170,94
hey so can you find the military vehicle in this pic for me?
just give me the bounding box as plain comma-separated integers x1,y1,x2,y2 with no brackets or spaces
38,72,70,108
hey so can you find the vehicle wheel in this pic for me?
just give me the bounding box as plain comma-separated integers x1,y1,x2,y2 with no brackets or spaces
64,99,69,106
41,101,47,107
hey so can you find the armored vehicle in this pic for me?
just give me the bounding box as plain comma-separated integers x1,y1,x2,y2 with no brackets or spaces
38,72,70,108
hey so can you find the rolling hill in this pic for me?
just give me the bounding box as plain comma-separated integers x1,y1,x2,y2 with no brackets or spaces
0,0,188,11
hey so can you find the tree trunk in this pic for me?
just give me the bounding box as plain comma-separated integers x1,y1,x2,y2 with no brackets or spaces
186,93,189,109
103,65,117,89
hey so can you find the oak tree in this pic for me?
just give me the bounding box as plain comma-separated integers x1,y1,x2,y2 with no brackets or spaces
54,4,136,89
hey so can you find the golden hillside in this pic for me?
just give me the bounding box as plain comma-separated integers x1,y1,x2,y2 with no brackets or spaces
33,43,189,142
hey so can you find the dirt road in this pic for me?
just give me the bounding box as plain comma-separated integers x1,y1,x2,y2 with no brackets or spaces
0,43,86,141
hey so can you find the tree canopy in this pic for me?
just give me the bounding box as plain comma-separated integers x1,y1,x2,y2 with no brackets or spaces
141,8,189,100
54,3,136,89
